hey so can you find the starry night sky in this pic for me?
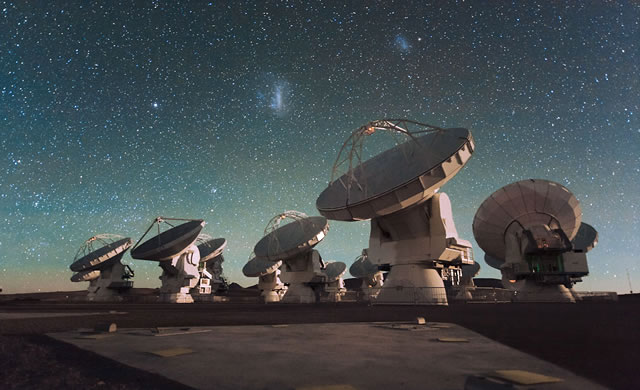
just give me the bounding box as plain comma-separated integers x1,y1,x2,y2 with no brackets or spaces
1,1,638,294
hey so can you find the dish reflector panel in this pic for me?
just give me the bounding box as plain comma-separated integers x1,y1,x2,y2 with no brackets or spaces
349,255,380,278
131,220,205,261
196,236,227,263
317,126,474,221
70,237,132,272
323,262,347,281
473,179,582,261
254,216,328,261
571,223,598,252
242,258,282,277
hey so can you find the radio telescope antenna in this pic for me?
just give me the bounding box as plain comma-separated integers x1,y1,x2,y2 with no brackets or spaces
191,234,228,297
69,234,134,301
318,119,474,305
243,252,287,303
254,213,327,263
455,261,481,300
349,251,384,301
249,211,347,303
194,234,227,262
322,261,348,302
473,179,596,302
262,210,309,258
131,217,205,303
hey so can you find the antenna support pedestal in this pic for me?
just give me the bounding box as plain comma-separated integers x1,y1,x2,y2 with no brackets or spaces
258,270,288,303
86,261,134,302
158,244,200,303
367,193,472,305
279,250,325,304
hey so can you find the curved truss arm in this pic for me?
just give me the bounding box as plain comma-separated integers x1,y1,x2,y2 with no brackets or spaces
329,119,442,197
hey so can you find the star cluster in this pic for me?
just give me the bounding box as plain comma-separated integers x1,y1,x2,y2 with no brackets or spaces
1,1,638,293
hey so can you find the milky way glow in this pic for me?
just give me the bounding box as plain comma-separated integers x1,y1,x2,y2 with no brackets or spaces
0,2,638,293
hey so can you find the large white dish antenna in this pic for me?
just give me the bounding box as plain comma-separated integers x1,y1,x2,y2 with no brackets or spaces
196,236,227,263
317,120,474,221
242,258,283,278
131,218,205,261
349,255,380,278
70,236,132,272
253,216,328,262
571,223,598,253
323,262,347,282
472,179,582,261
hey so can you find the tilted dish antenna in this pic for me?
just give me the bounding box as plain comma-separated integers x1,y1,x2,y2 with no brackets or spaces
317,119,472,221
69,234,134,301
242,254,286,303
473,179,582,263
243,257,283,277
71,234,132,272
349,254,381,279
252,211,345,303
571,223,598,253
323,262,347,281
317,119,475,305
254,212,328,262
131,217,205,303
191,234,228,296
259,210,313,260
328,120,435,202
131,217,204,261
195,234,227,263
349,252,384,298
473,179,595,302
322,261,348,302
456,260,481,300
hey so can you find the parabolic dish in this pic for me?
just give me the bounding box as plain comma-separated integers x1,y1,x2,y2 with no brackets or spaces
323,262,347,281
254,216,328,262
242,258,282,277
70,237,132,272
484,254,504,270
571,223,598,253
473,179,582,261
317,127,474,221
349,256,380,278
71,269,100,282
197,237,227,263
131,220,205,261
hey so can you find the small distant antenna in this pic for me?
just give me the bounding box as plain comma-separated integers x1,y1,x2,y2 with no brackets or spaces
627,268,633,294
